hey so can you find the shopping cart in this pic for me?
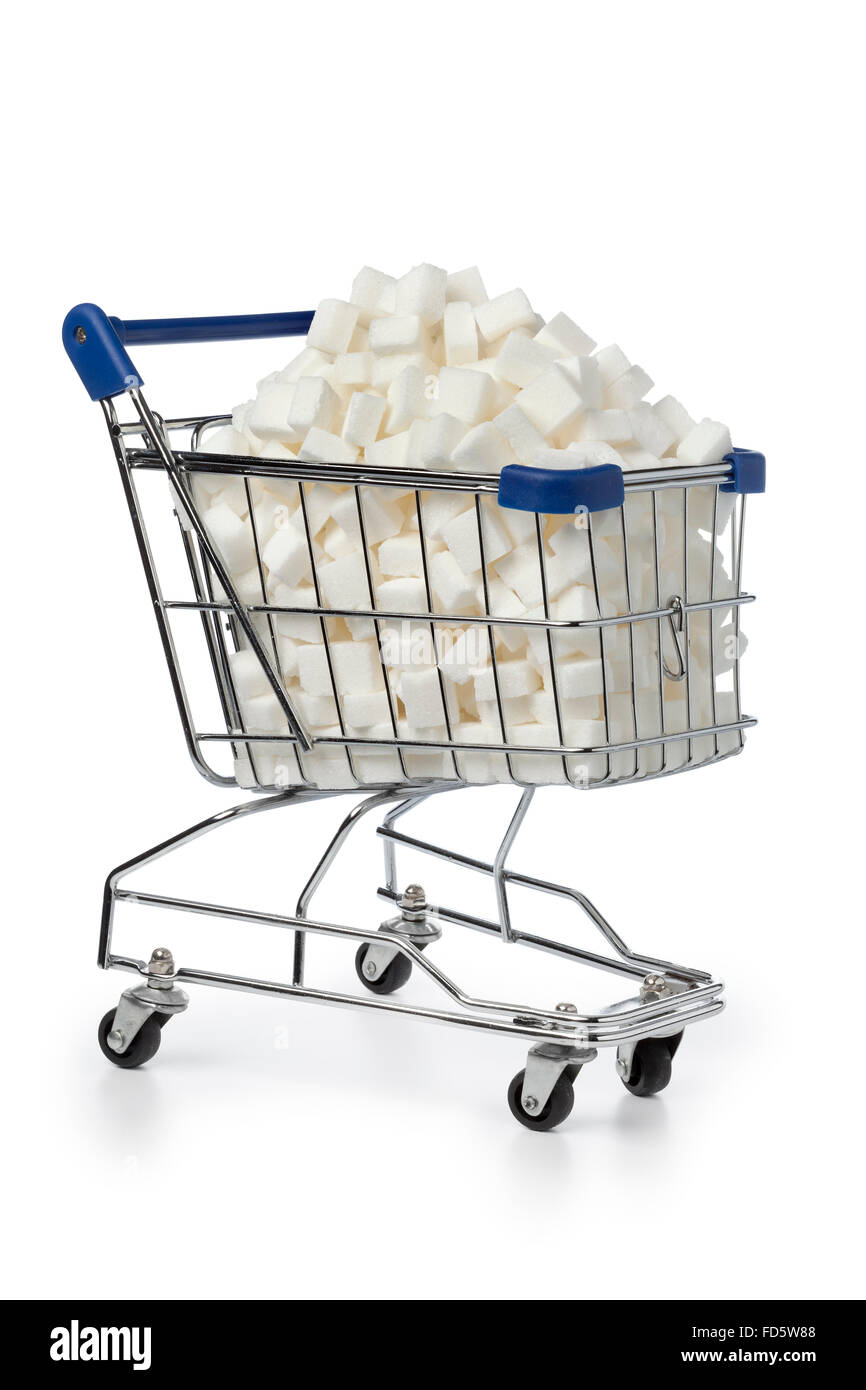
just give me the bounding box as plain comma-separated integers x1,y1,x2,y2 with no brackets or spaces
63,302,765,1129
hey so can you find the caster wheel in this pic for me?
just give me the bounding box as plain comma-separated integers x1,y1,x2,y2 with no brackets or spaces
507,1066,577,1132
620,1035,680,1097
97,1009,163,1069
355,944,413,995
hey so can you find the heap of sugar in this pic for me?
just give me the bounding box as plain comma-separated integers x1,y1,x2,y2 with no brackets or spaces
195,265,741,790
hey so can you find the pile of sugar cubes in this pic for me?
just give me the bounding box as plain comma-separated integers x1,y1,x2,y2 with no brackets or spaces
195,264,744,789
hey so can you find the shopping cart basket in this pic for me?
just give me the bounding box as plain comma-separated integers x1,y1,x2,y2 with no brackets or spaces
63,302,765,1129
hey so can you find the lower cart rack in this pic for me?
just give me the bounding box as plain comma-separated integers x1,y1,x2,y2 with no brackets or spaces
99,785,724,1130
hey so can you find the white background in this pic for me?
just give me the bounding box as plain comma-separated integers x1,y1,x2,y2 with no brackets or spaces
3,0,863,1301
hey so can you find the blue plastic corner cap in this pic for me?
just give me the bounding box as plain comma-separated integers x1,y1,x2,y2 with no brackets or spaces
498,461,625,515
62,303,142,401
722,448,766,494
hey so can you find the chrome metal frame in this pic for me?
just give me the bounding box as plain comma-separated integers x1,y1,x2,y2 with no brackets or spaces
90,385,757,1103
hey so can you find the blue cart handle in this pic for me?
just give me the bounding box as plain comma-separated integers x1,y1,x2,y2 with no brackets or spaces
62,303,315,401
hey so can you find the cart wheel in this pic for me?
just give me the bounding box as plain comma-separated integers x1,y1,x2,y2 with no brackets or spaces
97,1009,163,1069
354,944,413,995
507,1066,576,1132
620,1036,678,1097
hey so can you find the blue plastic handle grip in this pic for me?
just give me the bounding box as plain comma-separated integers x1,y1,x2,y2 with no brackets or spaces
62,303,315,400
498,462,625,515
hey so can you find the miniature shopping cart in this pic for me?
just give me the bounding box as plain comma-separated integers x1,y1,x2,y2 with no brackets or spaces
63,302,765,1129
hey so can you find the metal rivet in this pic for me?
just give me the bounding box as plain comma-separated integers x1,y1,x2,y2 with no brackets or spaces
556,1001,577,1013
108,1029,124,1047
523,1095,539,1112
364,960,377,977
74,326,87,344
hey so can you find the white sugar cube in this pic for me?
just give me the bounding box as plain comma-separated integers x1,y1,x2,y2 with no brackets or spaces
475,288,536,343
365,431,412,469
493,404,546,466
559,355,602,410
429,549,478,612
307,298,360,356
241,692,289,734
443,301,478,366
378,533,424,577
205,503,256,573
201,425,252,457
494,544,543,608
438,627,491,684
549,522,593,584
342,392,386,448
297,428,359,465
654,395,696,447
495,331,556,387
575,409,631,443
676,418,733,466
399,667,447,726
295,690,339,727
628,402,675,457
335,351,374,386
554,656,606,700
318,551,371,611
593,344,631,387
262,524,310,586
617,445,659,472
286,376,339,436
474,658,540,702
321,520,358,560
604,365,654,409
421,491,471,538
385,364,429,434
395,263,447,326
451,421,517,474
515,364,585,436
441,503,507,573
535,312,596,358
350,267,397,326
411,413,468,470
446,266,488,306
368,315,429,356
344,690,393,728
376,576,428,613
565,440,624,469
329,639,385,693
248,382,299,442
434,366,494,425
229,649,270,700
278,347,332,384
330,487,403,544
464,359,516,416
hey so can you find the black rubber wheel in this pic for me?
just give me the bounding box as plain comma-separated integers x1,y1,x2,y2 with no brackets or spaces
97,1009,163,1069
507,1066,577,1132
355,944,413,995
620,1036,676,1097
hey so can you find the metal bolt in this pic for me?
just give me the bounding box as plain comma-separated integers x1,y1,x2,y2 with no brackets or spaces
555,1001,578,1013
74,326,87,344
108,1028,125,1049
364,960,378,977
401,884,426,910
616,1057,628,1077
641,972,668,999
148,947,175,977
523,1095,539,1112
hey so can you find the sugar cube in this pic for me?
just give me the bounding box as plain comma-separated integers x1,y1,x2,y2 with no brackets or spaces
515,364,585,436
451,421,517,474
286,377,339,436
604,365,654,409
369,315,429,356
446,266,488,306
342,391,386,448
475,289,537,344
395,263,447,326
443,301,478,366
535,312,596,358
307,298,360,356
434,366,494,425
205,503,256,573
495,331,556,387
350,267,397,326
676,418,733,466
